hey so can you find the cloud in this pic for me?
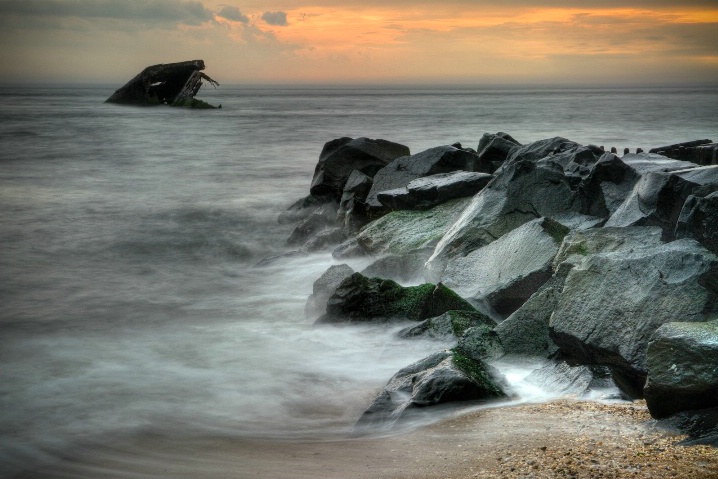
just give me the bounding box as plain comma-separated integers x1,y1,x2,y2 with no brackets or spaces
217,5,249,23
262,11,288,26
0,0,213,25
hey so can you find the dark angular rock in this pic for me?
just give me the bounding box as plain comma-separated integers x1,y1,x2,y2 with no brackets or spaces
354,350,507,431
376,171,493,211
331,238,370,259
676,191,718,255
644,320,718,419
304,264,355,319
606,165,718,240
310,137,410,201
365,145,482,214
302,227,344,252
503,136,584,166
316,273,477,324
456,324,504,361
477,132,521,172
549,239,718,396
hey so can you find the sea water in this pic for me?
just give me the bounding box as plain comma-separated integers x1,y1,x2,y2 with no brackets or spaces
1,84,716,476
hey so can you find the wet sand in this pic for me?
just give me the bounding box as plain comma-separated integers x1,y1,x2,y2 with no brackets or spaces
17,400,718,479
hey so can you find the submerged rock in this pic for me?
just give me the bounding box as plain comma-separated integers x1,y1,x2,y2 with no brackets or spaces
310,137,410,201
525,361,616,398
316,273,477,324
355,349,507,431
549,239,718,396
644,320,718,419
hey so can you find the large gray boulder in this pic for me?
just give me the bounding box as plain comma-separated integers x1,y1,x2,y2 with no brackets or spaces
549,239,718,395
605,164,718,240
440,217,569,318
425,160,594,280
304,264,355,319
524,361,616,398
310,137,410,200
503,137,599,174
676,191,718,255
316,273,477,324
376,171,492,211
365,145,482,213
286,201,339,247
496,226,666,359
644,320,718,419
354,350,507,431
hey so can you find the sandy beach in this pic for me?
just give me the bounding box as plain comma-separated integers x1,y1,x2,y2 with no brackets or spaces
17,399,717,479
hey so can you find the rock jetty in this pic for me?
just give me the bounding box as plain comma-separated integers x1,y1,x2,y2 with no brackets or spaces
278,134,718,442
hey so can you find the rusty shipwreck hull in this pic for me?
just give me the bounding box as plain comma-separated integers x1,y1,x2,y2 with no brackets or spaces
105,60,219,108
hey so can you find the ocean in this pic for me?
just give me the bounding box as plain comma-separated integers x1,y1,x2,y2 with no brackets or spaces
1,84,716,477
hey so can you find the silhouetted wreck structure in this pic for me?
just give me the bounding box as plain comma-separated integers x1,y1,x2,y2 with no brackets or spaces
105,60,219,108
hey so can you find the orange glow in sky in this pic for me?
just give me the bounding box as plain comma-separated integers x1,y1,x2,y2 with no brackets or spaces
0,1,716,84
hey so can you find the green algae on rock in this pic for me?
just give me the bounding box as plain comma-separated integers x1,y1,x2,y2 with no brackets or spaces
316,273,477,324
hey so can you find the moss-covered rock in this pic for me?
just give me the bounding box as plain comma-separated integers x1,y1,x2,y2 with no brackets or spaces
398,310,496,341
355,350,508,432
316,273,477,324
353,197,472,255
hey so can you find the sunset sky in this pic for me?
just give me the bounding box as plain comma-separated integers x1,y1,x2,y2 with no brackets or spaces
1,0,717,85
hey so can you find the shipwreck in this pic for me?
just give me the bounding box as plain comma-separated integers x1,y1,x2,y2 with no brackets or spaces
105,60,219,108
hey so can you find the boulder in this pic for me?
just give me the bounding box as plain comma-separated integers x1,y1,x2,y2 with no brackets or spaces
476,132,521,172
675,191,718,255
310,137,410,201
337,170,373,235
551,226,664,268
644,320,718,419
365,145,482,213
360,249,433,285
304,264,355,319
376,171,493,211
440,217,569,318
353,197,472,256
355,350,507,431
606,165,718,240
316,273,477,324
398,310,496,341
425,160,594,279
549,239,718,395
